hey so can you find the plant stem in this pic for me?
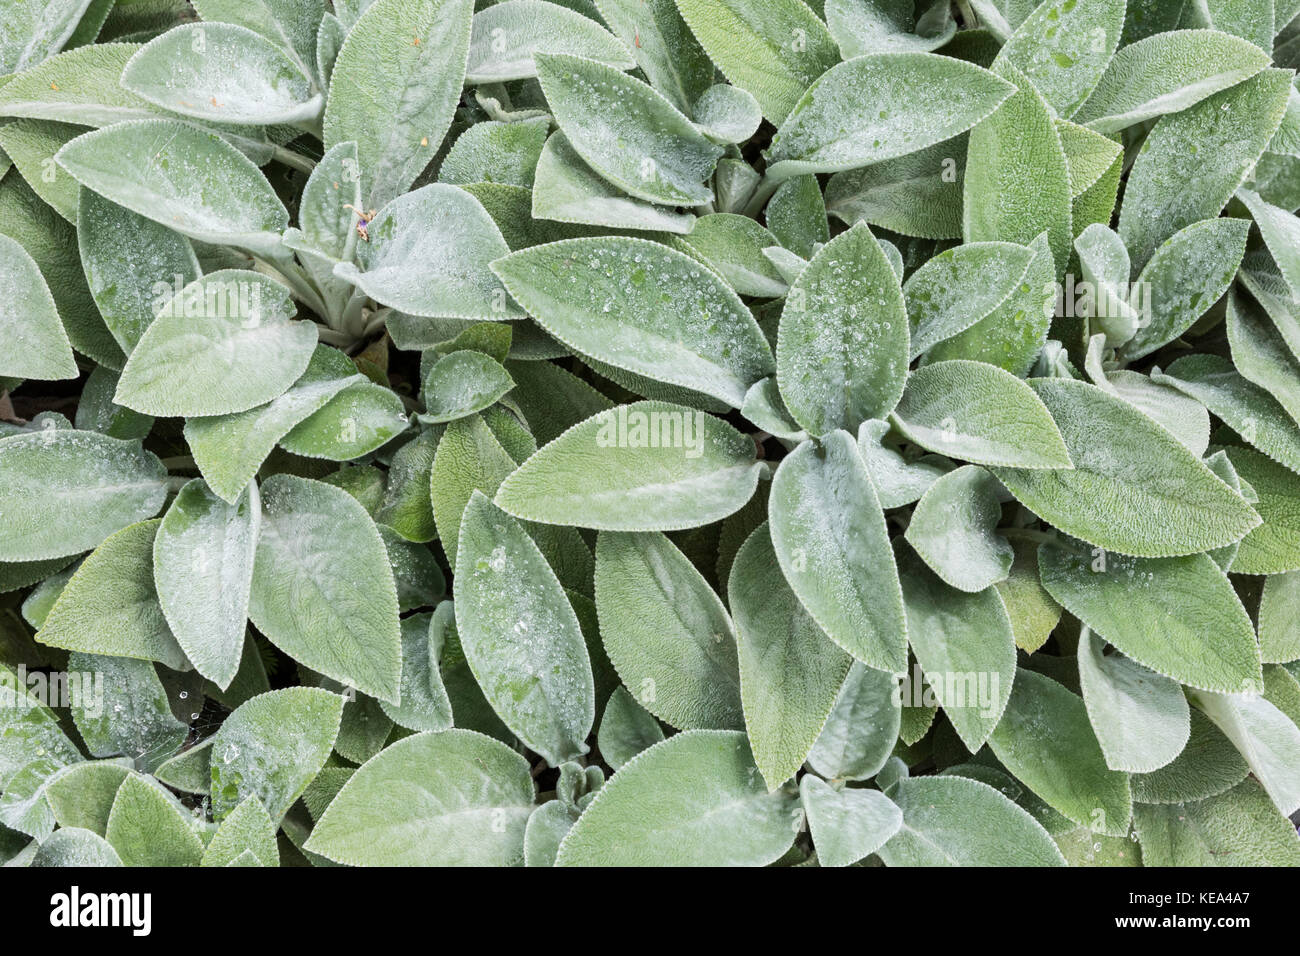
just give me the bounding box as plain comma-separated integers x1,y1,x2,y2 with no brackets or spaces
317,326,353,347
742,173,782,219
340,288,370,339
360,308,390,340
271,145,317,175
252,257,332,320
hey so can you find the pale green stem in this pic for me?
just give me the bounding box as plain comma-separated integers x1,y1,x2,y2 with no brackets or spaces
272,145,317,175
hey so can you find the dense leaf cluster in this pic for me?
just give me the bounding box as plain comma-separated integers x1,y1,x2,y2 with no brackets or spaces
1,0,1300,867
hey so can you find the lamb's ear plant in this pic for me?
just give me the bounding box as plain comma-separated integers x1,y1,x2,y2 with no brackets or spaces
2,0,1300,870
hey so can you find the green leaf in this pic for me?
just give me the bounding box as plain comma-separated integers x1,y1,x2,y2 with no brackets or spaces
768,431,907,673
1260,571,1300,664
1186,0,1274,49
1130,707,1249,805
322,0,473,210
678,214,786,297
42,762,129,836
1238,187,1300,303
1155,354,1300,476
825,139,966,240
154,741,213,796
596,686,665,771
896,545,1016,750
184,346,362,504
115,271,316,417
1228,288,1300,429
495,403,762,531
0,118,86,224
467,0,634,82
420,350,514,424
56,119,289,256
692,84,763,146
376,429,440,543
765,173,829,259
824,0,956,58
992,378,1260,558
429,413,517,569
1189,687,1300,815
672,0,840,124
438,117,550,189
594,530,743,731
1120,217,1250,360
536,52,722,207
1057,120,1123,198
72,366,151,442
67,651,186,772
524,800,579,867
153,479,258,689
1075,28,1272,133
777,223,908,435
800,776,902,867
767,53,1015,180
1118,68,1291,271
904,466,1012,593
249,475,402,703
335,184,524,321
193,0,324,78
904,242,1033,358
531,130,697,234
209,687,343,821
556,729,797,865
1,161,123,371
1038,536,1261,693
594,0,713,116
32,827,122,867
121,22,321,125
455,491,595,766
0,666,82,789
0,43,154,126
855,419,947,509
493,237,773,408
991,0,1124,118
1073,224,1139,346
1223,445,1300,575
926,231,1056,376
893,360,1072,469
1077,629,1191,773
729,522,851,789
0,426,165,559
77,187,201,356
806,662,900,781
379,613,454,733
987,668,1132,836
1134,778,1300,866
0,233,76,381
0,0,94,73
201,796,279,867
35,520,188,670
277,378,409,462
963,65,1073,273
877,774,1066,866
104,774,205,866
306,729,534,866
